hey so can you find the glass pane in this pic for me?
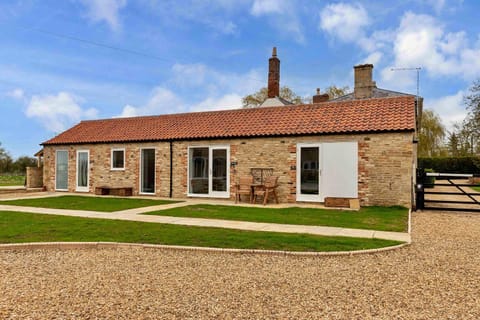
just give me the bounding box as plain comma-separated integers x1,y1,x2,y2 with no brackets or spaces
300,147,319,195
112,150,124,169
141,149,155,193
212,149,227,192
189,148,209,194
77,152,88,188
56,151,68,190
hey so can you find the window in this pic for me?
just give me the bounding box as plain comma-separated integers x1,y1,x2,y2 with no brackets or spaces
111,148,125,170
55,150,68,191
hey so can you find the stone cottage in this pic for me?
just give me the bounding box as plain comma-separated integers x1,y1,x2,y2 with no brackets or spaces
39,49,421,208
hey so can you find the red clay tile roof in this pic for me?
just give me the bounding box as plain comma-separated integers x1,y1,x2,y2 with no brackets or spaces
42,96,416,145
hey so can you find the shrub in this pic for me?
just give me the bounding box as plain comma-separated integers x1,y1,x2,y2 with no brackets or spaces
418,157,480,174
423,168,435,187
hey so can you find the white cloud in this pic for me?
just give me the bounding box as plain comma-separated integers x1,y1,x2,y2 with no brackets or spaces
7,88,24,100
171,63,208,87
118,87,184,117
119,63,263,117
319,3,370,44
425,0,446,13
318,7,480,87
380,67,418,91
360,51,383,66
191,93,243,112
250,0,285,15
79,0,127,31
383,12,480,81
170,62,263,95
439,31,467,55
249,0,304,43
119,89,243,117
143,1,239,36
118,104,137,118
425,90,466,132
26,92,98,132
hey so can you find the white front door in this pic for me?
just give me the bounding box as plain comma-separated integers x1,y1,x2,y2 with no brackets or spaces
296,142,358,202
188,146,230,198
76,150,89,192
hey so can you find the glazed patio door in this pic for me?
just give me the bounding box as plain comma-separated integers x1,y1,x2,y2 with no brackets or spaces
296,144,322,202
140,148,156,194
55,150,68,191
189,146,229,198
210,147,228,197
76,150,89,192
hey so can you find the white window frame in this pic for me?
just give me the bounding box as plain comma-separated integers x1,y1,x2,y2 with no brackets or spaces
55,149,69,191
139,147,156,195
111,148,126,171
187,145,230,198
75,149,90,192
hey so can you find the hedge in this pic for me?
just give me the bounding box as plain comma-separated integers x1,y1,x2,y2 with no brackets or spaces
418,157,480,174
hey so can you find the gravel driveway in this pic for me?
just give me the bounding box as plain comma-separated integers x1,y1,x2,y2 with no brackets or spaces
1,211,479,319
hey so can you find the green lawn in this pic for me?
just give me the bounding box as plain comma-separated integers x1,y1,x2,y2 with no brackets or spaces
144,205,409,232
0,211,402,252
0,195,180,212
0,175,25,186
472,185,480,192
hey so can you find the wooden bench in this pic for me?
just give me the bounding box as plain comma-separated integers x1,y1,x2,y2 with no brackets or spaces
95,186,133,197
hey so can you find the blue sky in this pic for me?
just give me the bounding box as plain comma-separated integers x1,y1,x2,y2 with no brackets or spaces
1,0,479,158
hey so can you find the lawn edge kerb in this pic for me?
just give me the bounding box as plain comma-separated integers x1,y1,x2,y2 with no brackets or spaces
0,241,410,257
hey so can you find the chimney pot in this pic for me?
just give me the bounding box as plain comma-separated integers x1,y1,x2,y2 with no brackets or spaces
272,47,277,57
313,88,329,103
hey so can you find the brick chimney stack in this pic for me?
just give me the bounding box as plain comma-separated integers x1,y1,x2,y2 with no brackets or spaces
354,64,376,99
267,47,280,98
313,88,329,103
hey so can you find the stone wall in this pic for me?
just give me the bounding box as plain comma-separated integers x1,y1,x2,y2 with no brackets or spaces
26,167,43,188
43,143,171,196
43,131,415,207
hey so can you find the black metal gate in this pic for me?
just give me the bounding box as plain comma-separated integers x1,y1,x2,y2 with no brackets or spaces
416,169,480,212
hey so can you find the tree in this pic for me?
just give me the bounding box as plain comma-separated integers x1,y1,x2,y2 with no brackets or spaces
447,132,460,156
446,80,480,156
242,86,305,108
242,85,350,108
0,143,13,174
324,85,350,99
463,79,480,154
418,109,446,157
12,156,37,173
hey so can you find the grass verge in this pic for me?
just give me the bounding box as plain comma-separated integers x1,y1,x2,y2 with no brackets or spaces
0,211,402,252
144,205,409,232
0,195,180,212
472,185,480,192
0,175,25,187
